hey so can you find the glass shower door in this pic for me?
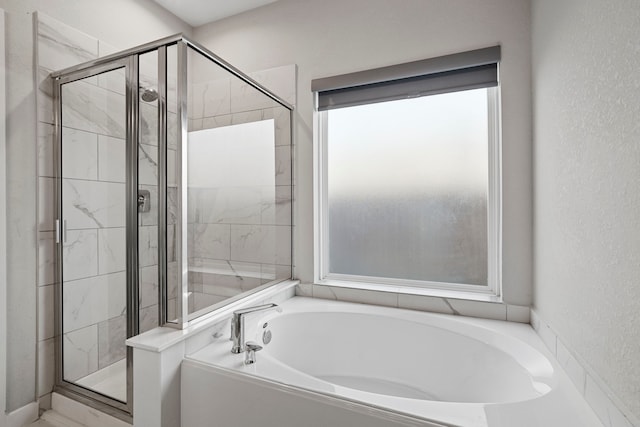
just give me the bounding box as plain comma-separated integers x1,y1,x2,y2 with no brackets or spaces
59,63,130,404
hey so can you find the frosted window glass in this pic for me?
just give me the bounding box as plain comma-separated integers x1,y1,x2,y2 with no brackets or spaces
327,89,488,286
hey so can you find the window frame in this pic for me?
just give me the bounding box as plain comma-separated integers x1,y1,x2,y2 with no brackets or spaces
313,86,503,299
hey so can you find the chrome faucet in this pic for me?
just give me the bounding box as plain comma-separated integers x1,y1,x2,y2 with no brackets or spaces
231,303,281,354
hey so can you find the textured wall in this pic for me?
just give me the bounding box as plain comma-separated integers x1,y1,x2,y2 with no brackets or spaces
194,0,533,305
532,0,640,421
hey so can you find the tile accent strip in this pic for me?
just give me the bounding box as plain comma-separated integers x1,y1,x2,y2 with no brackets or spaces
531,310,638,427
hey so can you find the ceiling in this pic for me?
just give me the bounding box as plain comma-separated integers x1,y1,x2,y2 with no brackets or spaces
153,0,279,27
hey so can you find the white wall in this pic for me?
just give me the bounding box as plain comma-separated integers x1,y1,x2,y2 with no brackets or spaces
532,0,640,422
0,0,192,413
194,0,533,305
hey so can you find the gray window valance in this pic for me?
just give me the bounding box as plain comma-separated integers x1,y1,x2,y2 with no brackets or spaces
312,45,501,111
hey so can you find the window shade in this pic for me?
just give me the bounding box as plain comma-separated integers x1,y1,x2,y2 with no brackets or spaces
313,45,500,111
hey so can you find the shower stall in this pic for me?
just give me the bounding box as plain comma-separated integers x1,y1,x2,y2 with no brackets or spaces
50,34,293,418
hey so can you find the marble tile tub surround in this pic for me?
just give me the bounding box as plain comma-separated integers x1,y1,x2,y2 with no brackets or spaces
296,283,531,323
530,310,638,427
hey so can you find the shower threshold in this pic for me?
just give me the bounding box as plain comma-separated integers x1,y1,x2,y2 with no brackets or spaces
75,359,126,403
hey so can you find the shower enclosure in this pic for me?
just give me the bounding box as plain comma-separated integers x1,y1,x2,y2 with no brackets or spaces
51,34,292,418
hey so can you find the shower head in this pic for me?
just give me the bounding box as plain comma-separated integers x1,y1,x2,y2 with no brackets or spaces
140,87,158,103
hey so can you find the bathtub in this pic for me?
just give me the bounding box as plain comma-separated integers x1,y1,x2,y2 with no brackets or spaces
182,297,601,427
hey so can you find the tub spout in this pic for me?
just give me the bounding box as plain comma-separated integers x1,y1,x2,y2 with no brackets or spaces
231,303,281,354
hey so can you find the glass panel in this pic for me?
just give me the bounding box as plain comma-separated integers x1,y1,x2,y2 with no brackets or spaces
327,89,488,286
166,43,180,322
138,50,159,333
186,47,292,319
60,66,127,402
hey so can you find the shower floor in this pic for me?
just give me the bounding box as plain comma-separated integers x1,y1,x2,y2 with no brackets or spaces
75,359,126,402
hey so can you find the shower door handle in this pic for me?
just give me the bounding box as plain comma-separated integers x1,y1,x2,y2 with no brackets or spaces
55,220,68,243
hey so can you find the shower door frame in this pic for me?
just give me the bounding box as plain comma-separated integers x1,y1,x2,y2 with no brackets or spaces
53,55,139,418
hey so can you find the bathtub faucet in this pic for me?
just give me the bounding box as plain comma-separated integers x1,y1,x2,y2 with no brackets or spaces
231,303,281,354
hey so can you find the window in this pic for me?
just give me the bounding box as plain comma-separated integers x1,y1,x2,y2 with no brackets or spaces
313,47,501,296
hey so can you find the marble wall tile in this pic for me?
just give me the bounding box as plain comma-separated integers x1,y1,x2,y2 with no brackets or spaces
197,272,262,296
39,177,55,231
63,325,98,382
97,41,125,95
585,375,634,427
140,102,158,146
97,135,125,183
168,112,179,150
62,179,125,229
295,283,313,297
229,225,291,265
38,284,55,341
192,292,228,313
167,149,177,186
98,315,126,370
36,13,98,74
36,12,99,124
38,231,56,286
190,223,231,260
202,114,232,130
447,299,507,321
397,294,455,314
63,229,98,282
167,223,177,263
313,285,399,308
139,225,158,267
106,272,127,319
38,338,56,397
191,79,231,119
261,185,292,226
506,304,530,323
168,186,178,225
167,261,179,299
272,106,292,147
62,274,108,333
230,69,286,114
557,339,586,394
249,64,297,107
98,227,126,274
62,127,98,180
139,305,159,334
139,144,158,186
260,263,292,284
230,110,264,125
38,122,55,177
189,118,203,132
61,80,125,139
189,187,264,225
140,265,159,309
275,145,292,186
230,224,274,265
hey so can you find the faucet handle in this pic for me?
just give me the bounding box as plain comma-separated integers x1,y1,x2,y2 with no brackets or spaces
244,341,263,365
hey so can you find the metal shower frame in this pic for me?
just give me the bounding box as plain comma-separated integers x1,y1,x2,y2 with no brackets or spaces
51,33,293,419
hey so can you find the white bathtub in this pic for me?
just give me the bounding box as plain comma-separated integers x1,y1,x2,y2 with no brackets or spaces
182,297,601,426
